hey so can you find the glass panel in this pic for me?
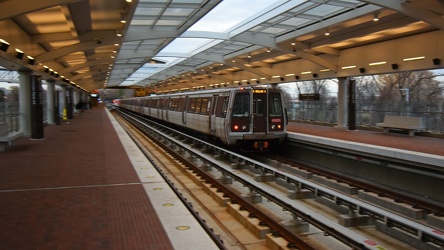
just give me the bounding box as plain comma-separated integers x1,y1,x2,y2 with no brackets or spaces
253,94,265,117
232,93,249,117
269,93,283,116
195,98,202,113
200,98,208,114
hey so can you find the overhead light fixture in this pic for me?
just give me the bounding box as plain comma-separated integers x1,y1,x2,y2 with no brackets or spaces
0,39,10,52
301,71,311,75
369,61,386,66
324,30,330,36
27,55,35,65
403,56,425,61
43,65,49,73
373,12,379,21
341,65,356,69
15,49,24,60
267,48,271,52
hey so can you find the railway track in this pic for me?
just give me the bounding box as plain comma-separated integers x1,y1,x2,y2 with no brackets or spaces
113,108,444,250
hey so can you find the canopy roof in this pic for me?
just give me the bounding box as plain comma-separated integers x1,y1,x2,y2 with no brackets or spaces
0,0,443,93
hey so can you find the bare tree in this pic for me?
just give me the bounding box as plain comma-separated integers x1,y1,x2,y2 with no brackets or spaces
376,71,444,113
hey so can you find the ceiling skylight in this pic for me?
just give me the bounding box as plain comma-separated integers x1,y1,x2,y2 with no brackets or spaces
121,0,283,87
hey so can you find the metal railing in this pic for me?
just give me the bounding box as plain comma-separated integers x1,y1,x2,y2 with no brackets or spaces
0,102,20,132
287,105,444,133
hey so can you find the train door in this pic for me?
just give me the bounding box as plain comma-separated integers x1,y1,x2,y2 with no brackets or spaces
182,96,188,124
209,95,218,133
252,89,267,133
164,97,170,121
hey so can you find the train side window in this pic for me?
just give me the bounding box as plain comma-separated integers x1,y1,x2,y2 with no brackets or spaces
179,97,186,112
269,93,283,116
170,98,178,111
216,96,229,118
188,98,196,113
200,98,209,114
151,99,158,108
232,93,249,117
195,98,202,113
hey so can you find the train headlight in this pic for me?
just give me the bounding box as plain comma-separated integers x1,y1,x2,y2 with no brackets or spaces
242,125,247,130
271,124,275,129
234,125,239,130
277,124,281,129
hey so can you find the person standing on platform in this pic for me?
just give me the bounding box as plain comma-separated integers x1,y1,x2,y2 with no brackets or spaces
75,101,84,118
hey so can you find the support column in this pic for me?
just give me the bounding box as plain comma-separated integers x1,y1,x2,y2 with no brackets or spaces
348,79,356,130
54,89,60,125
66,88,74,119
18,71,32,136
45,80,56,125
61,85,67,121
30,75,44,139
336,77,348,128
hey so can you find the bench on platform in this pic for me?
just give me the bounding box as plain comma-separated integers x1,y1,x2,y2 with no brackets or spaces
376,115,424,136
0,122,23,151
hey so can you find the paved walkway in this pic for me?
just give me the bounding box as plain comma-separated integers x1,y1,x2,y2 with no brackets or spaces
0,107,174,250
288,122,444,156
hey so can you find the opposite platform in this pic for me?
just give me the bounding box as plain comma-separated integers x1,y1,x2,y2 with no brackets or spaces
287,122,444,167
0,107,218,250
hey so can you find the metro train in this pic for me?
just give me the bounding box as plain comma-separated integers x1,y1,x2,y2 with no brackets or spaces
115,86,288,151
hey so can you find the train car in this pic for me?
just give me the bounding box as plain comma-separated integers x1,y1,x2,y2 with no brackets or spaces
117,86,287,151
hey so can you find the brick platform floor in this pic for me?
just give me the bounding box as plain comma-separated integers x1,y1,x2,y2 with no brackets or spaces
288,122,444,156
0,107,174,250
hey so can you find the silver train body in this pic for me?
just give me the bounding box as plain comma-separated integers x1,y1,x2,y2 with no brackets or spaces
116,87,287,150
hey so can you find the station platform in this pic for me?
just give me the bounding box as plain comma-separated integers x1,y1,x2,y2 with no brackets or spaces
0,107,219,250
287,122,444,167
1,108,443,250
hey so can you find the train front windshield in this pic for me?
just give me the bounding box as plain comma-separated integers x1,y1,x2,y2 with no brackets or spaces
231,89,284,133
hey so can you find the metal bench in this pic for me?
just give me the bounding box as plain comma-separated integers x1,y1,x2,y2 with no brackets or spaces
0,122,23,151
376,115,424,136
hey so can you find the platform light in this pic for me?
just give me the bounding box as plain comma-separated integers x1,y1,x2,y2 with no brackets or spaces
320,69,330,72
369,61,386,66
301,71,311,75
342,65,356,69
373,12,379,21
0,39,10,52
403,56,425,61
15,49,24,60
27,55,35,65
